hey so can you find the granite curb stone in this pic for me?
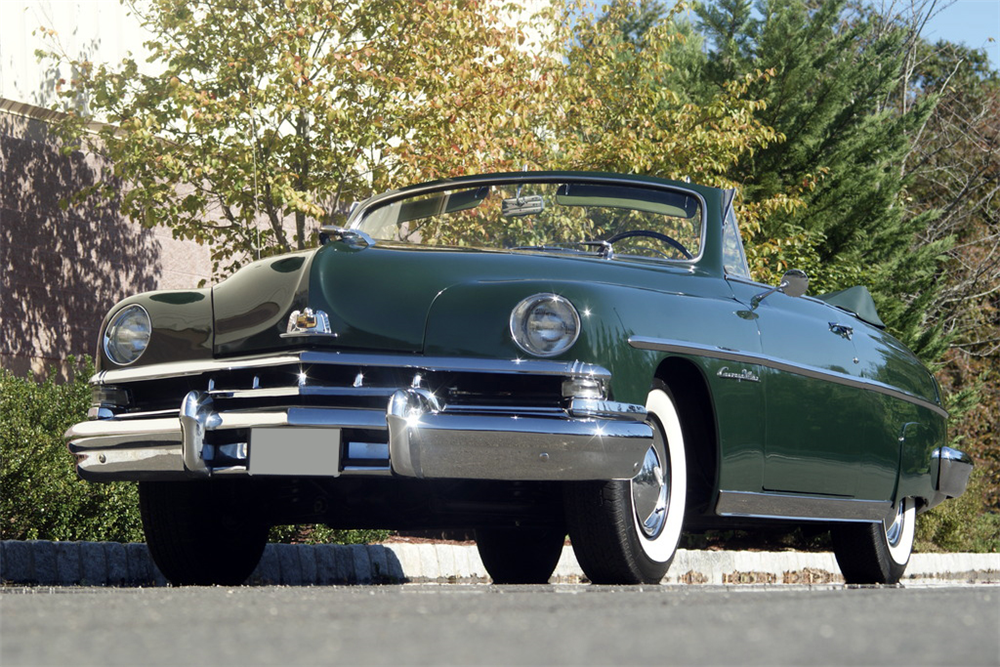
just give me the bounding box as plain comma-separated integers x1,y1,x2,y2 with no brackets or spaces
2,540,997,587
103,542,130,586
80,542,107,586
1,541,33,583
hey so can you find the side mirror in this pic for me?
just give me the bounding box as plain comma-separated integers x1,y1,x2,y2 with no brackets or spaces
780,269,809,298
751,269,809,309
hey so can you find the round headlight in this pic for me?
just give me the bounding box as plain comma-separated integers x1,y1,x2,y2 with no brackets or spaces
104,305,151,365
510,294,581,357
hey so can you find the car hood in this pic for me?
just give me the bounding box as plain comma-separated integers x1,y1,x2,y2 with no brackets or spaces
307,242,629,354
308,242,480,353
211,241,708,357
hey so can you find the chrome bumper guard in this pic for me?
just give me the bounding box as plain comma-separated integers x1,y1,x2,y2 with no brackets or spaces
926,446,974,509
67,378,652,482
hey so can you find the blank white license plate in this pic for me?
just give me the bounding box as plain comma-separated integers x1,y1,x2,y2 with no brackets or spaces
249,428,341,476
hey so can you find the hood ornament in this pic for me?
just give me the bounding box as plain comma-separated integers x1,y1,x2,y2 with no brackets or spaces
281,308,337,338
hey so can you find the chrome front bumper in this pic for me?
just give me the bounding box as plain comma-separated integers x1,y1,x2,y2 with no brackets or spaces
66,354,653,482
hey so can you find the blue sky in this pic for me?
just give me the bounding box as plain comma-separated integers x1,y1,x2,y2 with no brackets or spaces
922,0,999,71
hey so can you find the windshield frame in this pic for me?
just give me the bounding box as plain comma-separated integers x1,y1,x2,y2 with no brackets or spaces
348,172,709,265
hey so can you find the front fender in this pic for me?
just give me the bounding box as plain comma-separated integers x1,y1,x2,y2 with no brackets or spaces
423,280,653,405
95,290,213,372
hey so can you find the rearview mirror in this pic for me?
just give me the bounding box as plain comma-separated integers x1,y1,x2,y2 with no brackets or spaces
780,269,809,298
502,195,545,217
751,269,809,309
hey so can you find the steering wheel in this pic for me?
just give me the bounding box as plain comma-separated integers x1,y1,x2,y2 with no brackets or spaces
604,229,693,260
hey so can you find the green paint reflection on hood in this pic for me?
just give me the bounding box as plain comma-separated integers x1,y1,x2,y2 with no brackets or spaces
307,241,704,355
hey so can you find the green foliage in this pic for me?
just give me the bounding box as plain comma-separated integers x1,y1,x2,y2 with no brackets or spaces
903,41,999,364
44,0,555,276
269,524,390,545
910,358,999,553
916,472,999,554
555,0,784,184
900,38,999,553
43,0,804,279
1,358,144,542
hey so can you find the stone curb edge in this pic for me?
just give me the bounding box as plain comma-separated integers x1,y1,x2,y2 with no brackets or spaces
2,540,997,587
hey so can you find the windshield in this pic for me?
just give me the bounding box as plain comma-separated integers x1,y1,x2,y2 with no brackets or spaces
356,180,703,261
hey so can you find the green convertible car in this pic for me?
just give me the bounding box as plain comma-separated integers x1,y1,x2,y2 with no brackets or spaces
67,171,972,586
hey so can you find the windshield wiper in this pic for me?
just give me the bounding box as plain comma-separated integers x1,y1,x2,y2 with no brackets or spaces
579,240,614,258
509,243,601,255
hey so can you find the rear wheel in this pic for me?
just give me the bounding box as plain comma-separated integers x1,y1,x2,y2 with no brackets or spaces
832,497,915,584
476,526,566,584
565,384,687,584
139,480,268,586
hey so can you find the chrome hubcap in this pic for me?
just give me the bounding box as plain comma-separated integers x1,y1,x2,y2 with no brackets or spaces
632,435,669,538
884,502,906,548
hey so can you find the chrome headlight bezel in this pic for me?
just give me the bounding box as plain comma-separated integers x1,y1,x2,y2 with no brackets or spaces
509,294,581,358
103,304,152,366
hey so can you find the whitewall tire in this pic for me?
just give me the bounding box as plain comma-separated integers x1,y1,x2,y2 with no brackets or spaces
833,496,915,585
565,383,687,585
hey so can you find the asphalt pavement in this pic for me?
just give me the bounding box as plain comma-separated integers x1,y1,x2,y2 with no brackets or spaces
3,584,998,666
2,539,997,586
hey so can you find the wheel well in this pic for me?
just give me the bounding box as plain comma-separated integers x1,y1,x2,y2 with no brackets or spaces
654,357,718,518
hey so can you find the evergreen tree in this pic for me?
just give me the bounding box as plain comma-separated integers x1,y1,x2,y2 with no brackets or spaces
691,0,951,361
604,0,673,44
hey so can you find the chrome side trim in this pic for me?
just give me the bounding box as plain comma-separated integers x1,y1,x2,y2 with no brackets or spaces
628,336,948,419
93,352,612,385
716,490,892,523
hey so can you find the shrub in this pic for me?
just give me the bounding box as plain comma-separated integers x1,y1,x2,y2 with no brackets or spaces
268,525,390,546
1,357,143,542
915,470,999,553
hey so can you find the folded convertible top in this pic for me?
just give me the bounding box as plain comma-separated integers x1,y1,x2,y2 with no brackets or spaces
815,285,886,328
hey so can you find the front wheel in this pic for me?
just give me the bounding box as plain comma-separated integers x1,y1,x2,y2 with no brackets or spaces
832,497,915,584
565,384,687,584
139,480,269,586
476,526,566,584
